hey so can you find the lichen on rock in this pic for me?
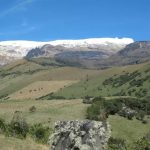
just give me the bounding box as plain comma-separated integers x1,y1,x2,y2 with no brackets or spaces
49,120,111,150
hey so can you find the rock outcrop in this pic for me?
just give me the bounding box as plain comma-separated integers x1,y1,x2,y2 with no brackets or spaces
49,120,111,150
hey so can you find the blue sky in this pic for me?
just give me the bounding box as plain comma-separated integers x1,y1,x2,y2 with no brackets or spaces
0,0,149,41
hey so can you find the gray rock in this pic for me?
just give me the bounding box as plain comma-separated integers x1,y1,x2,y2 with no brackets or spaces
49,120,111,150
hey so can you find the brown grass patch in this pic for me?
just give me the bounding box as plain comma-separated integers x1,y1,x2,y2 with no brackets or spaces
9,80,77,99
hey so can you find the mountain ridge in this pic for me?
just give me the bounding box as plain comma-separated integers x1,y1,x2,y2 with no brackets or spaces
0,37,134,65
95,41,150,68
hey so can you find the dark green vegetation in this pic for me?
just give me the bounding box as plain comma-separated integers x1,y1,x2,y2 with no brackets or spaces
107,134,150,150
86,97,150,122
0,111,52,144
86,96,150,149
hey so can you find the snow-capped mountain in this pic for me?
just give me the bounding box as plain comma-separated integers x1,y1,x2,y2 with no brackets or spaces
49,38,134,48
0,38,134,65
0,41,47,58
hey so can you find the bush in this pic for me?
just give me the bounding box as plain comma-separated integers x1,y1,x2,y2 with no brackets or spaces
136,110,145,121
0,118,6,133
104,100,122,115
37,92,66,100
83,96,93,104
9,111,29,138
29,123,52,144
29,106,36,113
87,101,101,121
87,96,150,122
0,113,53,144
127,113,135,120
108,137,127,150
142,120,148,124
86,97,106,121
132,137,150,150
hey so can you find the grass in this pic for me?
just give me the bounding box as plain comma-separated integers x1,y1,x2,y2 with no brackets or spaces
0,99,88,127
53,62,150,98
1,58,149,100
0,58,100,99
108,115,150,144
0,98,149,149
0,99,89,150
9,80,78,99
0,135,48,150
0,59,150,149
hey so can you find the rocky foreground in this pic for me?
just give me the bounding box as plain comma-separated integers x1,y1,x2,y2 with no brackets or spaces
49,120,111,150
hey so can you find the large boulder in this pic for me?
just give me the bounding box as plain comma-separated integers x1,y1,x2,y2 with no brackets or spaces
49,120,111,150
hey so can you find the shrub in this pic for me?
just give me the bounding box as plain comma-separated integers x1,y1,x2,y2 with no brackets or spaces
108,137,127,150
104,100,122,115
132,137,150,150
29,106,36,113
127,113,135,120
9,111,29,138
29,123,52,144
0,118,6,133
136,110,145,121
0,114,53,144
86,101,101,121
83,96,93,104
87,96,150,122
142,120,148,124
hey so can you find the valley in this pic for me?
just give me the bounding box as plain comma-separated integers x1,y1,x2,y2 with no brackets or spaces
0,39,150,150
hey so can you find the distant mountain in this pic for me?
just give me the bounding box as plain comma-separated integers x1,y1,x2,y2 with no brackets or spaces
0,38,133,65
1,39,150,69
96,41,150,68
54,51,109,68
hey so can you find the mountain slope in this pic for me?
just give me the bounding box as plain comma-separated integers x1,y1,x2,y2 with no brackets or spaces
26,40,150,69
96,41,150,68
0,38,133,65
0,57,101,99
49,62,150,99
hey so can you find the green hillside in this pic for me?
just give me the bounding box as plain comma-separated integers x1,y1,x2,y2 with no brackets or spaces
1,58,149,100
0,58,150,149
50,62,150,99
0,58,100,99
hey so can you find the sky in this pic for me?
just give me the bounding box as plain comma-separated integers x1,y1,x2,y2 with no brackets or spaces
0,0,149,41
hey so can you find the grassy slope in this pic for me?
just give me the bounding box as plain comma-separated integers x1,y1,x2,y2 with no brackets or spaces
0,59,150,149
0,58,100,99
53,62,150,98
9,80,77,99
0,135,48,150
0,99,149,148
108,115,150,144
0,99,88,126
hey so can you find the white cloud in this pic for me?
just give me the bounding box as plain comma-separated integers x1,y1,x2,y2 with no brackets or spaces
0,0,38,18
